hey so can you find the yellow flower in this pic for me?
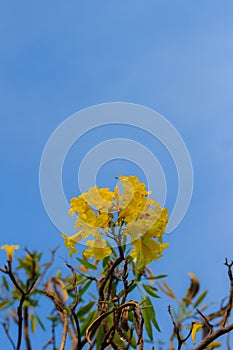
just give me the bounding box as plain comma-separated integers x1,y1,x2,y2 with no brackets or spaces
83,238,112,260
1,245,19,261
61,233,81,257
82,186,115,212
68,196,89,215
130,232,168,270
117,175,153,225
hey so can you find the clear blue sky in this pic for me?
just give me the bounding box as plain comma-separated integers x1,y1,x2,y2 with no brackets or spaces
0,1,233,348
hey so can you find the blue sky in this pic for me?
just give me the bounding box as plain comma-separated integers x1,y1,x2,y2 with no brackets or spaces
0,1,233,348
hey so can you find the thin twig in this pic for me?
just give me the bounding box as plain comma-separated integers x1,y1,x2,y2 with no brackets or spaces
222,259,233,326
66,263,81,350
2,260,38,350
2,321,16,350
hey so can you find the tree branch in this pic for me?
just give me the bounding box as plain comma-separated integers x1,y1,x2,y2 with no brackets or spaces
194,323,233,350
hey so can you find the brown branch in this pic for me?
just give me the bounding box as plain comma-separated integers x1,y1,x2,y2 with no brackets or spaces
65,263,81,350
59,309,68,350
168,305,192,350
194,323,233,350
1,260,38,350
121,258,129,306
98,254,124,304
2,321,16,350
44,289,68,350
98,325,115,350
35,246,59,288
23,307,32,350
41,338,54,350
222,259,233,326
168,305,182,349
196,308,213,339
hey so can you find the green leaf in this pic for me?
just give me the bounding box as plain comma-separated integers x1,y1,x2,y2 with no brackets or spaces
76,277,88,285
56,270,62,279
180,301,186,320
96,324,104,349
143,284,160,298
142,296,160,333
80,310,98,337
30,289,45,296
37,252,42,261
199,304,208,312
23,299,38,308
206,342,221,348
193,290,208,308
0,299,11,310
47,316,58,322
77,301,95,319
102,255,110,270
118,283,137,298
65,277,87,290
76,257,97,270
17,258,31,272
35,313,46,331
121,235,127,253
79,280,93,298
145,274,167,280
142,302,153,341
2,276,9,291
31,314,37,333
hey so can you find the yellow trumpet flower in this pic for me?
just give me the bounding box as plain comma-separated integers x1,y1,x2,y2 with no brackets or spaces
1,244,19,261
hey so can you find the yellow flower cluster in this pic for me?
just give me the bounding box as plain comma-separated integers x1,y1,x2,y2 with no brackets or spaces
62,175,168,269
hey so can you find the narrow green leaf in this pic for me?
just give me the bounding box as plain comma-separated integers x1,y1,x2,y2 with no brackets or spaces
96,324,104,349
180,301,186,319
118,283,137,298
64,277,87,289
2,276,9,291
194,290,208,308
206,341,221,348
35,313,46,331
77,301,95,318
145,274,167,280
30,289,45,296
143,296,160,333
142,303,153,341
79,280,92,298
80,310,98,337
0,299,11,310
199,304,208,312
47,316,58,322
76,277,88,285
143,284,160,298
17,258,31,271
76,257,97,270
37,252,42,261
56,270,62,279
31,314,37,333
102,255,110,270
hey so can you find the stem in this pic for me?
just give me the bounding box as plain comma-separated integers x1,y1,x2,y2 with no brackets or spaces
2,322,16,350
5,260,38,350
59,309,68,350
23,307,32,350
194,323,233,350
16,295,25,350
